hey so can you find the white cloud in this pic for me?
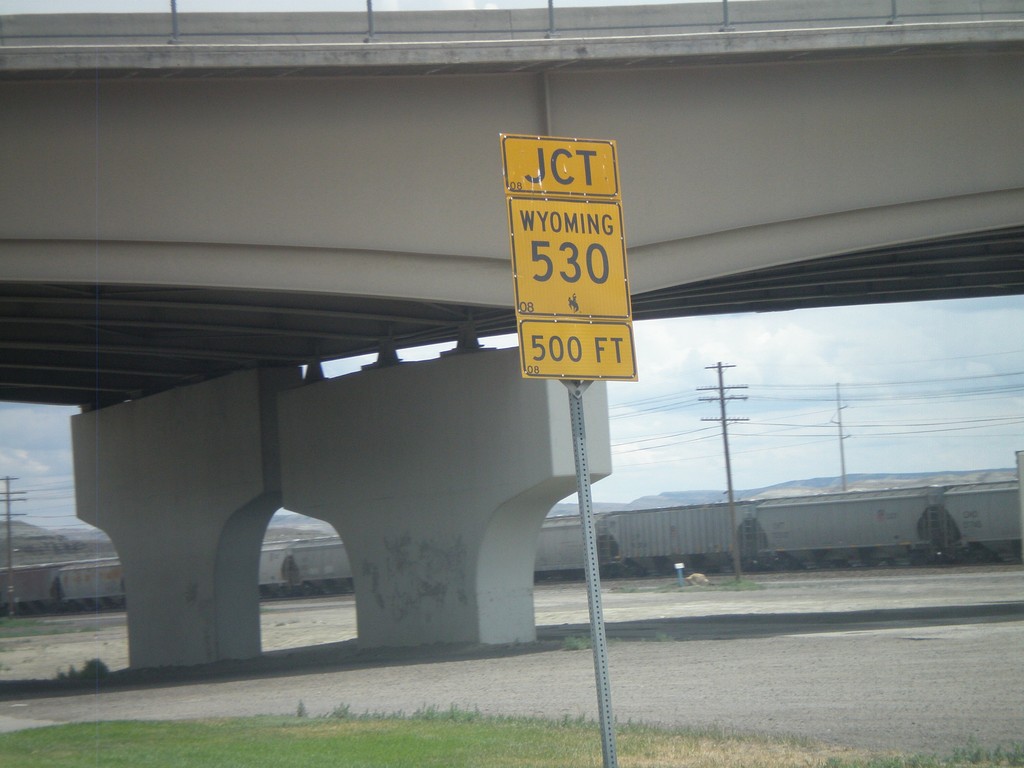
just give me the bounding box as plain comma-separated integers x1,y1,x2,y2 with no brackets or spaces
593,296,1024,502
3,296,1022,529
0,404,79,528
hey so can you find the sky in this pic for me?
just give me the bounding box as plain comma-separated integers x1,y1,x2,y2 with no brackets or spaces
3,295,1023,531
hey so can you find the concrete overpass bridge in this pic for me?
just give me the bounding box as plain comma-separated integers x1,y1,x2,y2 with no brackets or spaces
1,1,1022,669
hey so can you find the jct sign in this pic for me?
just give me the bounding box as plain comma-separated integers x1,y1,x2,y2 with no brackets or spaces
501,135,620,199
500,134,637,381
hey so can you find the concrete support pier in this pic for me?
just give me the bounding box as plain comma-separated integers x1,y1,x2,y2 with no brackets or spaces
72,368,299,669
279,348,610,648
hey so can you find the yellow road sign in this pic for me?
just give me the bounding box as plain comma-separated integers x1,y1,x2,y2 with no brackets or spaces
501,133,637,381
518,318,637,381
501,134,620,199
508,197,630,320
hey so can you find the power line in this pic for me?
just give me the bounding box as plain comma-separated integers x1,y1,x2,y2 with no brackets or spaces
611,414,1024,456
761,345,1024,369
755,370,1024,390
612,425,719,448
609,395,705,419
610,369,1024,416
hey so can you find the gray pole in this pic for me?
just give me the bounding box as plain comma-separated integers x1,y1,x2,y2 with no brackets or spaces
4,477,18,618
565,381,618,768
716,364,742,581
836,383,848,491
170,0,179,44
699,363,747,581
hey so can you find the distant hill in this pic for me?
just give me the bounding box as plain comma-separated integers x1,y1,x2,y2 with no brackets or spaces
612,468,1018,512
0,520,111,565
264,514,337,540
28,468,1019,549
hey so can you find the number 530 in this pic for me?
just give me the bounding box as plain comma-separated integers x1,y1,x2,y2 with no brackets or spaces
531,240,610,285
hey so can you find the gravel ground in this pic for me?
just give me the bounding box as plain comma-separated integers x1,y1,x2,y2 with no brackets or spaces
1,567,1022,754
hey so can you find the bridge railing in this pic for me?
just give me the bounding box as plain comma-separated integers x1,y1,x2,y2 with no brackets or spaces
2,1,1023,46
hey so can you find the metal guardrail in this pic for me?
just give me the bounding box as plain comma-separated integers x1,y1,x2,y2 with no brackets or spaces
2,1,1023,46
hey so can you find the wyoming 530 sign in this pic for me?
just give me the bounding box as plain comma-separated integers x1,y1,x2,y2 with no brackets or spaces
500,134,637,382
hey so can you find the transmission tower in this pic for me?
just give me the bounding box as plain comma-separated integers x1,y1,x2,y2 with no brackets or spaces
698,363,748,581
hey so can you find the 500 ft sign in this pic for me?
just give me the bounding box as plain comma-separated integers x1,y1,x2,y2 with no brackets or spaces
508,197,630,319
519,319,637,381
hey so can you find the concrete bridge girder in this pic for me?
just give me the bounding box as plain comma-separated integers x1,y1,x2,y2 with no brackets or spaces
278,348,610,648
4,46,1022,306
71,367,301,669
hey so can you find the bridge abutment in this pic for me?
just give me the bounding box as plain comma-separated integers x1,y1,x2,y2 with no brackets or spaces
72,367,300,669
279,348,610,647
70,349,610,667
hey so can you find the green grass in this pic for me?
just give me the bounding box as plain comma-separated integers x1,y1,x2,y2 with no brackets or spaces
54,658,110,681
612,578,765,593
0,617,92,640
562,634,592,650
0,711,1020,768
0,617,47,639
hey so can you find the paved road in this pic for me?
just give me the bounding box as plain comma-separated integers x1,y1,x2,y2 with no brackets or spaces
1,568,1022,754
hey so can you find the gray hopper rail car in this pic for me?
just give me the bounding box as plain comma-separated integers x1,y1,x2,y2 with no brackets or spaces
2,482,1019,614
598,482,1021,575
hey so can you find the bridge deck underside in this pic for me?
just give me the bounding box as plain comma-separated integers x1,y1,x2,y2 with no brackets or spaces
3,10,1023,410
634,226,1024,319
2,225,1021,409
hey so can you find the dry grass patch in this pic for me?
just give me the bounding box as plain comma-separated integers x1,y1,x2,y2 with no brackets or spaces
618,724,872,768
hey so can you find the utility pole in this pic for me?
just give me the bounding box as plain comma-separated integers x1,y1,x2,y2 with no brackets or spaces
834,383,849,492
3,477,27,619
699,363,748,581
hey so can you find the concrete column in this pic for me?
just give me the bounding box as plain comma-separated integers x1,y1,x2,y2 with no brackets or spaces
279,348,610,647
72,367,300,669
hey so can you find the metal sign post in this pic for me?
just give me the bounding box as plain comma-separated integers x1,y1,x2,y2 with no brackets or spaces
501,134,636,768
565,380,618,768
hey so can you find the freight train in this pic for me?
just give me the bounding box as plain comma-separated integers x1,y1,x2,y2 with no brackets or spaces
1,482,1019,614
0,557,126,614
602,482,1021,576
